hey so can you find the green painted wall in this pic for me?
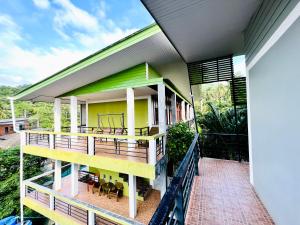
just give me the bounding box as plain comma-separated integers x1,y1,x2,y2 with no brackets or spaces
89,167,144,201
88,99,148,128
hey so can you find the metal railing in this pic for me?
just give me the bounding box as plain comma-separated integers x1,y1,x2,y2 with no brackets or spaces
149,134,199,225
95,214,119,225
25,130,165,164
54,198,88,224
25,186,50,207
201,132,248,162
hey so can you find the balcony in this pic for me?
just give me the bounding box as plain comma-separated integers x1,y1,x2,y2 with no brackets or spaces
22,130,165,179
23,168,161,225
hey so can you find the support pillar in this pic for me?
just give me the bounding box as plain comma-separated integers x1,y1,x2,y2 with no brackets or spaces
127,88,135,150
53,98,62,191
181,101,186,121
147,96,153,128
129,175,137,218
20,132,25,225
158,83,167,197
88,211,95,225
70,96,78,133
71,163,79,196
171,93,177,124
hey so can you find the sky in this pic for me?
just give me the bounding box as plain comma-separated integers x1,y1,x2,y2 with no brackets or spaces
0,0,246,87
0,0,153,86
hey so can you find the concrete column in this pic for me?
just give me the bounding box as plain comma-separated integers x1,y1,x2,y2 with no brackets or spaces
86,102,89,128
54,98,61,132
186,104,190,120
149,139,156,165
158,84,166,133
88,136,95,156
129,175,137,218
171,93,177,124
70,96,78,133
127,88,135,136
88,211,95,225
71,163,79,196
181,101,186,121
147,96,153,128
20,132,25,224
54,160,62,191
49,195,54,210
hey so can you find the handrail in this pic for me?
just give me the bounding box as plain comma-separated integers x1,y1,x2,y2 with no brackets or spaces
149,133,199,225
23,130,165,141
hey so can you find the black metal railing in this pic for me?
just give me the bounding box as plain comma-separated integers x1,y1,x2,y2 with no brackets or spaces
95,214,119,225
149,134,199,225
201,132,248,161
156,138,164,159
94,138,149,163
78,170,99,183
54,198,88,224
25,186,50,207
54,135,88,153
26,133,50,147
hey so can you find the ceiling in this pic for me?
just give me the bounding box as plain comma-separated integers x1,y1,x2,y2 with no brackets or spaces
142,0,261,63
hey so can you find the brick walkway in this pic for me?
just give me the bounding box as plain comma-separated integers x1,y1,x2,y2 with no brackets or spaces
185,158,274,225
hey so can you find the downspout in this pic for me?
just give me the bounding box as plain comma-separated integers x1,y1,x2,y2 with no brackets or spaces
8,97,20,133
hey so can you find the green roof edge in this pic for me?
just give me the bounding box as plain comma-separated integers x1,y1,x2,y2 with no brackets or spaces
14,23,160,100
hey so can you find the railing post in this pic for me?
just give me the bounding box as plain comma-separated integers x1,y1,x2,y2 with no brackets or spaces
88,136,95,155
193,142,199,176
149,139,156,165
88,211,95,225
49,134,54,149
175,185,184,225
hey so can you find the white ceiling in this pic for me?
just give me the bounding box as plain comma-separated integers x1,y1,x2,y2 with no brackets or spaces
142,0,261,62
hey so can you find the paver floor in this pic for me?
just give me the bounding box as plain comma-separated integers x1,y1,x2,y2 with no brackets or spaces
185,158,274,225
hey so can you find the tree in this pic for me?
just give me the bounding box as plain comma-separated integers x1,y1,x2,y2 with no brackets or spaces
0,147,47,219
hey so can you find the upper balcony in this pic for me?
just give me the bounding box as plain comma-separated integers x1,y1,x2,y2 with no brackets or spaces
23,129,165,179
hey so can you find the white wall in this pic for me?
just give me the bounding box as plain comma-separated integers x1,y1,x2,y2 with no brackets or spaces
248,17,300,225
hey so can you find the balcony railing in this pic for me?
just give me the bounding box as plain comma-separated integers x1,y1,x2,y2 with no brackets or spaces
24,130,165,164
149,133,200,225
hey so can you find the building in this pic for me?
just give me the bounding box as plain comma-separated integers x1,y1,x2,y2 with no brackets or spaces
0,118,28,136
11,25,194,225
10,0,300,224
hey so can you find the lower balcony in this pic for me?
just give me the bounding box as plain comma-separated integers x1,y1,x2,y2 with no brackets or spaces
23,167,162,225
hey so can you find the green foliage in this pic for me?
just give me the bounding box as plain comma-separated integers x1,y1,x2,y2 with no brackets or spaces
198,103,248,134
0,147,47,219
166,122,194,165
0,85,71,129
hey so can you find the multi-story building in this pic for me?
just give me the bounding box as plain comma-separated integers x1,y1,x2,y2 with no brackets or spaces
11,24,194,225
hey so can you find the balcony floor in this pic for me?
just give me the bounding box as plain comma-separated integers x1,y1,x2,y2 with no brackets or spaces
185,158,275,225
60,175,161,224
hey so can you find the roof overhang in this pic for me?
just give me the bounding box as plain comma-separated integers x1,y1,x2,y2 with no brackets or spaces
14,24,188,102
141,0,261,63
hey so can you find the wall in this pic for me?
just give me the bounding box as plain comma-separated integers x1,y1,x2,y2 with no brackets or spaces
89,167,144,201
88,99,148,128
0,124,14,136
245,0,300,64
248,17,300,225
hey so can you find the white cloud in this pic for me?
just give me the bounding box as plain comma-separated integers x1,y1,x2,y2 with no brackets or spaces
32,0,50,9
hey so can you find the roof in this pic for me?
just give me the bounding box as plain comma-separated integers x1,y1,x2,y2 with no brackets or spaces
141,0,261,63
13,23,191,102
0,118,28,125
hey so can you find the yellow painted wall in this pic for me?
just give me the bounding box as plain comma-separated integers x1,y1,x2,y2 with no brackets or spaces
89,167,144,201
88,99,148,128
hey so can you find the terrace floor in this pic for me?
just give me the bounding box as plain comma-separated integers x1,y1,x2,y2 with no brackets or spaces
185,158,274,225
60,175,161,224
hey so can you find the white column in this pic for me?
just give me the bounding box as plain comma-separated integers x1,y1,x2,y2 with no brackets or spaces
186,104,190,120
54,98,61,132
20,132,25,224
129,175,137,218
88,136,95,155
86,102,89,128
149,140,156,165
71,163,79,196
147,96,153,128
54,160,62,190
181,101,186,121
171,93,177,124
88,211,95,225
70,96,78,133
127,88,135,136
53,98,62,192
158,84,166,133
49,195,54,210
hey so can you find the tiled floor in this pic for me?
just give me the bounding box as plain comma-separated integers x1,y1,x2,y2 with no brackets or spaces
60,175,161,224
185,158,274,225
